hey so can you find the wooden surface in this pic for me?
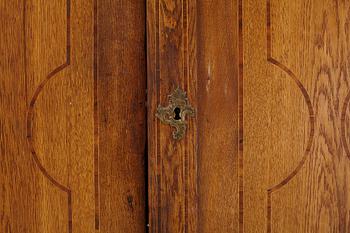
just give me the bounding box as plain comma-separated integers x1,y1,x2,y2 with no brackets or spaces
0,0,146,232
197,0,241,232
3,0,350,232
147,0,241,232
147,0,198,232
243,0,350,232
96,0,146,232
148,0,350,232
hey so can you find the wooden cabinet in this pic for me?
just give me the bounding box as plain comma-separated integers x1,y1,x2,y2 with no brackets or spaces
1,0,350,232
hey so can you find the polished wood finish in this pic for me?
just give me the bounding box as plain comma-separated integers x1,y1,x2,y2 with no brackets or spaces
96,0,147,232
0,0,146,232
147,0,198,232
197,0,241,232
3,0,350,232
148,0,350,232
147,0,241,232
243,0,350,232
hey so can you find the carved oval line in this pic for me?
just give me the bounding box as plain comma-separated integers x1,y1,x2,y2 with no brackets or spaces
266,0,316,193
341,91,350,160
25,1,72,232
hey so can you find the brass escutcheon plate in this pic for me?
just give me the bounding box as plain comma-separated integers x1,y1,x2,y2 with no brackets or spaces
155,88,195,140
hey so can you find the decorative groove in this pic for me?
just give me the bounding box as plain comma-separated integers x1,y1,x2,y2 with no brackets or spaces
266,0,316,232
25,0,72,232
23,0,28,107
341,91,350,160
238,0,244,232
156,0,161,231
93,0,100,230
183,0,189,231
266,193,272,233
27,63,71,192
266,58,315,192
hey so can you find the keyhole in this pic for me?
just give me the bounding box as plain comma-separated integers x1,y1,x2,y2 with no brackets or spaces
174,107,181,120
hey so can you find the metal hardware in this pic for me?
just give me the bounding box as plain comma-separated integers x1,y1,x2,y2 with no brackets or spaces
156,87,195,140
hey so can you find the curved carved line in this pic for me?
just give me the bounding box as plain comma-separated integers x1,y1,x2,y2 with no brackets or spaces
27,64,70,192
25,0,72,232
266,58,315,192
266,0,315,194
341,91,350,160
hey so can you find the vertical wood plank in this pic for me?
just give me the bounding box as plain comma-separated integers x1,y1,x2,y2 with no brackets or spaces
197,0,241,232
147,0,198,232
0,1,51,232
97,0,147,232
242,0,270,232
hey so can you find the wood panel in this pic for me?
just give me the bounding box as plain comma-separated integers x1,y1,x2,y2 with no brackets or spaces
96,0,147,232
147,0,242,232
243,0,350,232
0,0,146,232
149,0,350,232
147,0,198,232
197,0,241,232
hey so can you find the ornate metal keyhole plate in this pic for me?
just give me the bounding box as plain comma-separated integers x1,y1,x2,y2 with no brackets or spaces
155,88,195,140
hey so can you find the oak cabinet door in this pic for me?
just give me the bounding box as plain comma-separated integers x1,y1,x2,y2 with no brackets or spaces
147,0,350,233
3,0,350,232
0,1,146,232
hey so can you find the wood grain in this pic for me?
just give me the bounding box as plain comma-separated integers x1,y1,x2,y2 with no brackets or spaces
147,0,198,232
0,0,146,232
268,0,350,232
243,0,350,232
96,0,147,232
4,0,350,232
197,0,241,232
148,0,242,232
148,0,350,232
